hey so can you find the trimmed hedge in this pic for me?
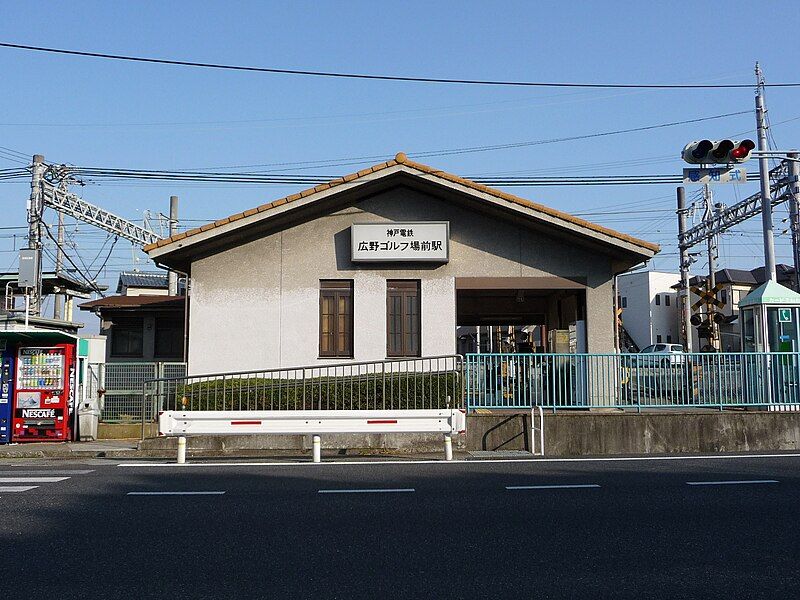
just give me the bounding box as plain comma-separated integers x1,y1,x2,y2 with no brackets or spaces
161,372,461,412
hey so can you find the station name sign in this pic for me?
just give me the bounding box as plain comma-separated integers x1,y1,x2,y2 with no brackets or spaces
351,222,449,262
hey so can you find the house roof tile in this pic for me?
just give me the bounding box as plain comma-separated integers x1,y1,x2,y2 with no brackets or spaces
144,153,660,254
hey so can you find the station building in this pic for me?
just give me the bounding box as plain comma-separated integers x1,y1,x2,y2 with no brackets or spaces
145,153,659,375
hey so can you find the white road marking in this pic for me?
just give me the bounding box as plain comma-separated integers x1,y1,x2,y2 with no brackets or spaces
0,486,39,492
117,453,800,468
506,484,601,490
318,488,415,494
686,480,779,486
0,470,93,475
126,491,226,496
0,477,70,483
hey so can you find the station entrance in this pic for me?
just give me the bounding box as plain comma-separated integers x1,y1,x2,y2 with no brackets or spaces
454,278,587,355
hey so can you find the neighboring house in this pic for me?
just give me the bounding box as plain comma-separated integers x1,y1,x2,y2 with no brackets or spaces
79,272,185,363
687,264,797,351
617,270,680,351
116,271,170,296
144,153,658,375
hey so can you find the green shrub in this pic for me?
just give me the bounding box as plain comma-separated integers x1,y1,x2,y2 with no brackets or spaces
159,372,461,412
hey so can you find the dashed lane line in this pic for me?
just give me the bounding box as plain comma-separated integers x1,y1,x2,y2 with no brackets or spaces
127,491,226,496
0,470,94,476
506,484,601,490
0,477,70,483
318,488,415,494
0,486,39,493
686,480,779,486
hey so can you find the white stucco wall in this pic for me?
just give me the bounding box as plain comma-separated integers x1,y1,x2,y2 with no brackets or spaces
186,186,628,374
617,270,679,349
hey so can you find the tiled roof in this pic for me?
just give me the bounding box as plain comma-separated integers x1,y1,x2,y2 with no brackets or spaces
117,271,169,292
144,153,660,254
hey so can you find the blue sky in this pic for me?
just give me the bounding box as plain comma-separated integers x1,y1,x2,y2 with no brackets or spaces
1,0,800,327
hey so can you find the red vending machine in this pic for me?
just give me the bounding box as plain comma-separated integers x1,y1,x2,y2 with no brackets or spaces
12,344,75,442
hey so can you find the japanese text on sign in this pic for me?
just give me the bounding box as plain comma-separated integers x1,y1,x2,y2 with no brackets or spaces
682,167,747,185
351,222,449,262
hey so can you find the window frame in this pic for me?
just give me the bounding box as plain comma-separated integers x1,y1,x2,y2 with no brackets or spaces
110,317,144,358
154,316,184,359
386,280,421,358
319,280,354,358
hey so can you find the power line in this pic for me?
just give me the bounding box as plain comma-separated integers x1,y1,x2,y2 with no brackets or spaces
3,42,800,89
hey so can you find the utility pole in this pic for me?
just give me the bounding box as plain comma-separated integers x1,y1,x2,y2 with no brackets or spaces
756,62,777,282
53,211,65,320
703,185,719,350
27,154,45,316
788,152,800,291
677,187,692,351
168,195,179,295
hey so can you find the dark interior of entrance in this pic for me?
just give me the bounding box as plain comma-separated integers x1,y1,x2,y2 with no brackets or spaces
456,288,586,354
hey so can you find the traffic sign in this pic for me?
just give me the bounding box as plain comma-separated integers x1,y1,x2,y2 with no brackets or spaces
691,282,726,312
683,167,747,185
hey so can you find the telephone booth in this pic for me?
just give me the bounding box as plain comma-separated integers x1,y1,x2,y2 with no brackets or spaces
739,281,800,405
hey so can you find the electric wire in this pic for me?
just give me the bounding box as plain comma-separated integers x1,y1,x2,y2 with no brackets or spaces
3,42,800,89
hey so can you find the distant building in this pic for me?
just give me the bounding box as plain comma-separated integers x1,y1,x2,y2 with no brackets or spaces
687,264,796,351
617,270,680,351
79,271,185,363
116,271,170,296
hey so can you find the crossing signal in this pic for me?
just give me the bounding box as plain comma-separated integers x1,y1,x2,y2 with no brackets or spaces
682,139,755,164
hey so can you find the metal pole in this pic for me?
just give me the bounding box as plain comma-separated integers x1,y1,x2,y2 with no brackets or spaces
677,187,692,351
54,210,65,320
788,152,800,291
27,155,45,316
756,63,777,282
702,185,719,351
168,196,179,295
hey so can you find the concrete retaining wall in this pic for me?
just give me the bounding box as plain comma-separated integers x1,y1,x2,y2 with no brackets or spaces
468,411,800,456
139,432,465,454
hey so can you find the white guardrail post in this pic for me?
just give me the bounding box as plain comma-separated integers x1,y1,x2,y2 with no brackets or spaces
530,405,545,456
312,435,321,464
160,409,467,464
177,436,187,464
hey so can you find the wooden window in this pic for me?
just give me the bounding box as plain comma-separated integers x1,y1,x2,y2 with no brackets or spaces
319,281,353,357
111,318,144,358
387,280,420,357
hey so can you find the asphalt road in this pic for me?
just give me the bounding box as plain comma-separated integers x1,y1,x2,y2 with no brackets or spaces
2,454,800,599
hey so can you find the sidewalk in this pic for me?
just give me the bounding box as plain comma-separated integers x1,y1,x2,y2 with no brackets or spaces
0,439,140,459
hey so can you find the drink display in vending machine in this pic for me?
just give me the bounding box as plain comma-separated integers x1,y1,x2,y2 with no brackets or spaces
0,343,12,444
12,344,75,442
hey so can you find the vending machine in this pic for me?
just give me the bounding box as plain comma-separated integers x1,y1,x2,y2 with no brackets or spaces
0,343,13,444
12,344,75,442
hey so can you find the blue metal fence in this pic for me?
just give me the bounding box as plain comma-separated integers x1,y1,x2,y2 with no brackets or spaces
465,352,800,411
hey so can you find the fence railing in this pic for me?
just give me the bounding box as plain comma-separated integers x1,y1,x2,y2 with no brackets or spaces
465,352,800,411
88,362,187,422
141,355,463,438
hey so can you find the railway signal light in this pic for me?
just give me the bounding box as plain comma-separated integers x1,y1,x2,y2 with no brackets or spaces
681,139,755,164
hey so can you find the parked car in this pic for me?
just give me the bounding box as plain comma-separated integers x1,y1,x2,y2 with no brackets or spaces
639,343,687,366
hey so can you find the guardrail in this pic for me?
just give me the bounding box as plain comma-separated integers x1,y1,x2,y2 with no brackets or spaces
159,408,466,462
141,355,463,440
466,352,800,411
